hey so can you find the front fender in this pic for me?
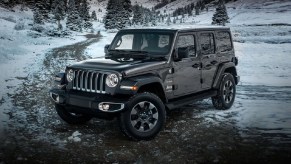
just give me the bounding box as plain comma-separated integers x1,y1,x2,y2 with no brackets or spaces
133,75,164,89
117,74,164,95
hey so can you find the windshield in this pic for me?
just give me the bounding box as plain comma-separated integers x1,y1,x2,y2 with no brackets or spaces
109,31,174,57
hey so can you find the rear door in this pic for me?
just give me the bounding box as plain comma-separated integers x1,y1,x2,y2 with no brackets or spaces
173,33,202,96
215,30,234,63
198,31,219,89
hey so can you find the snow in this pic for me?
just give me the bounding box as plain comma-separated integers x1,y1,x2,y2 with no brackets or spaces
0,6,99,139
156,0,200,14
235,42,291,86
68,131,82,142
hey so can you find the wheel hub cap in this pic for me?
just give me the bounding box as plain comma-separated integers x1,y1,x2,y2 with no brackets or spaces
130,101,159,132
223,80,234,104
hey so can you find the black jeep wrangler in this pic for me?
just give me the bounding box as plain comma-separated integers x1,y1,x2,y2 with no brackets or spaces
50,27,239,140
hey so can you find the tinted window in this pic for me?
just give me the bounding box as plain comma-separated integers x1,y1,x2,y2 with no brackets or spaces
216,31,232,52
115,34,134,50
176,35,196,58
200,33,215,55
141,34,170,51
111,32,174,55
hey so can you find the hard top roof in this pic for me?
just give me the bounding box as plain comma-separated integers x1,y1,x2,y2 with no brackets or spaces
119,26,230,33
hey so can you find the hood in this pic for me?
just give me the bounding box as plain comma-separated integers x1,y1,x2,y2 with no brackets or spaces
68,57,168,77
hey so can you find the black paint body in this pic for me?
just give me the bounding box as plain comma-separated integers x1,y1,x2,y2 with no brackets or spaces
50,27,239,119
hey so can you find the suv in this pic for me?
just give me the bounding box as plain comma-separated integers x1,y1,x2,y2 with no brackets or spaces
50,27,239,140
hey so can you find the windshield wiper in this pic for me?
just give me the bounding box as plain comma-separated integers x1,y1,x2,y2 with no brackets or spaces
107,50,148,59
107,50,167,61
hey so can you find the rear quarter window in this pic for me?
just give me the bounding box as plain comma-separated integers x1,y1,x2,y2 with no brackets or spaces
200,33,215,55
216,31,233,52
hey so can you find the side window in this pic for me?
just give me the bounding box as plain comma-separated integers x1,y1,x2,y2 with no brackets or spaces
216,31,232,52
115,34,134,50
176,35,196,58
200,33,215,55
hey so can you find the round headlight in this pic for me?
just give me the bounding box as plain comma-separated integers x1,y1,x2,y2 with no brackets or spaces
66,69,74,82
106,74,119,87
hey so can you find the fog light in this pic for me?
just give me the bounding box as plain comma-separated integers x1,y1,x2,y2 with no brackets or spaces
50,92,59,103
99,103,110,111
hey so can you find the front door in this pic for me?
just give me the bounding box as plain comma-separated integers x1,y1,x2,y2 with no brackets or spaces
173,34,202,96
198,32,218,89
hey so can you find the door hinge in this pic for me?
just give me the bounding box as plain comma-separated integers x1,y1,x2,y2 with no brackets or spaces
200,79,203,84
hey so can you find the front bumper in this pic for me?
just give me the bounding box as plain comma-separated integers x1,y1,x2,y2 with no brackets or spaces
50,89,128,113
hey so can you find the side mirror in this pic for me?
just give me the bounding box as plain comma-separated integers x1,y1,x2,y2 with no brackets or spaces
173,48,187,61
104,44,110,54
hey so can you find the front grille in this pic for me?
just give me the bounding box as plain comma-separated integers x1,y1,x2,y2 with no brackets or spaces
72,70,107,94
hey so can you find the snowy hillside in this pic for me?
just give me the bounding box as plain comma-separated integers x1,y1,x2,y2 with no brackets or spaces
227,0,291,25
88,0,291,26
89,0,160,19
156,0,200,14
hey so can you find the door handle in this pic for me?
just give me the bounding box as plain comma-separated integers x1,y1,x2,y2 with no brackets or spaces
211,60,218,65
192,63,200,68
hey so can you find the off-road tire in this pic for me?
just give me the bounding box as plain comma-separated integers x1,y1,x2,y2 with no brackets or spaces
55,104,92,124
212,73,236,110
118,92,166,141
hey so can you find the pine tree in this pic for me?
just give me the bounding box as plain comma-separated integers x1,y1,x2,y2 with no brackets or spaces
132,5,143,25
33,9,44,24
123,0,132,27
33,0,45,24
200,1,205,11
212,0,229,26
75,0,81,11
79,0,90,22
80,0,92,29
34,0,50,22
166,15,171,26
123,0,132,16
195,4,200,15
66,0,81,31
104,0,116,29
151,12,157,26
188,5,192,16
91,11,97,21
115,0,126,29
191,3,195,10
143,15,150,26
53,0,66,30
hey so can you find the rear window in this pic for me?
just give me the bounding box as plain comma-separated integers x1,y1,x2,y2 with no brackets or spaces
216,31,232,52
200,33,215,55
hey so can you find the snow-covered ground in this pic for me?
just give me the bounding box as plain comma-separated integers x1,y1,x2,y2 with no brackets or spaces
0,6,103,139
0,0,291,162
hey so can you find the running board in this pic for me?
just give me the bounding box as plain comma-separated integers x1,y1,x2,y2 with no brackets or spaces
166,90,217,110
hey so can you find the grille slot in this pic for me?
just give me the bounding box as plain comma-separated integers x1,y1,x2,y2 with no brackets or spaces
72,70,107,94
